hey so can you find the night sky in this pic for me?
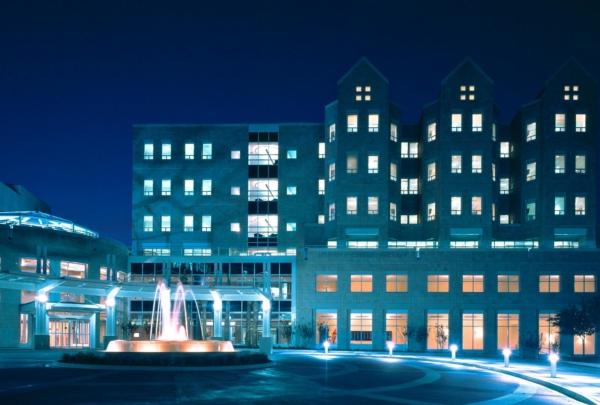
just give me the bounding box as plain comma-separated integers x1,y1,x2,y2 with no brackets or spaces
1,1,599,246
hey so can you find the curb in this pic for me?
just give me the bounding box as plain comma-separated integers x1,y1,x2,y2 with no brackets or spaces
51,360,273,372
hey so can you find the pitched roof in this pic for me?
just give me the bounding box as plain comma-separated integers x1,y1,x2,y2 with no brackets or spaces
337,57,389,85
441,57,493,85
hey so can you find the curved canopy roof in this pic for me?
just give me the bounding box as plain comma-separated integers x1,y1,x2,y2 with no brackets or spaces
0,211,98,238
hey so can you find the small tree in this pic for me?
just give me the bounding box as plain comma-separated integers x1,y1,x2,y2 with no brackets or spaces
414,326,428,351
294,322,315,348
552,303,596,355
317,322,329,344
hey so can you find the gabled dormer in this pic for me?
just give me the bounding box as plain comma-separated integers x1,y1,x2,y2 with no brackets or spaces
540,58,597,106
440,58,494,104
337,57,389,106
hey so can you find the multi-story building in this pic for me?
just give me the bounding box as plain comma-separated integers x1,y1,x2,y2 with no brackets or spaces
132,58,599,356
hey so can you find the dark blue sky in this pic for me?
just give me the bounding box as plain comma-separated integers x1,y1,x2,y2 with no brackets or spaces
1,1,599,246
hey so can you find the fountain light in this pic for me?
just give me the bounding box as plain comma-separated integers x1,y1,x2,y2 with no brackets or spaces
548,352,559,378
386,341,395,356
502,348,512,367
323,340,330,354
450,344,458,360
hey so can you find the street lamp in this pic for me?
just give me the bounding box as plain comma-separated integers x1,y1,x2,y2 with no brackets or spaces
450,344,458,360
323,340,330,355
386,341,395,357
548,353,559,378
502,348,512,368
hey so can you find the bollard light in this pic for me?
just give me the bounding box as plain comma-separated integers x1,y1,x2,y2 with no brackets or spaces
450,344,458,360
323,340,330,355
548,352,559,378
386,341,395,357
502,348,512,368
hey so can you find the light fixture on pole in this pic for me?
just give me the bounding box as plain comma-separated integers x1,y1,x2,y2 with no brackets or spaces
548,352,559,378
386,341,395,357
323,340,330,355
502,348,512,368
450,344,458,360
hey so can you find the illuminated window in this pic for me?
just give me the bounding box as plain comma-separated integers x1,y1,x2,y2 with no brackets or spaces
471,196,482,215
328,163,336,181
526,161,536,181
526,122,536,141
318,179,325,195
555,155,565,174
427,202,436,221
231,186,240,196
184,143,194,159
427,162,436,181
386,274,407,292
328,203,335,221
100,267,108,281
143,143,154,160
555,114,566,132
539,313,560,354
472,113,482,132
390,162,397,181
400,214,419,224
329,123,336,142
575,114,586,132
286,186,297,196
286,149,297,159
201,215,211,232
161,216,171,232
368,114,379,132
427,122,437,142
472,155,482,173
143,179,153,196
316,275,337,292
575,155,586,174
143,216,153,232
60,261,87,279
526,201,536,221
347,114,358,132
451,155,462,173
286,222,296,232
451,196,462,215
318,142,325,158
463,313,484,350
463,275,484,292
574,275,596,293
451,113,462,132
249,141,278,165
499,178,511,195
554,195,565,215
575,196,586,215
497,313,519,350
390,123,398,142
368,155,379,173
231,150,241,159
317,214,325,224
498,275,519,293
459,85,476,101
316,312,337,344
499,214,511,224
350,312,372,345
400,142,419,158
230,222,240,232
400,178,419,195
183,215,194,232
427,312,449,350
184,179,194,196
368,196,379,215
346,196,357,215
350,275,373,293
161,179,171,196
386,312,408,346
492,163,496,181
202,179,212,196
564,84,580,101
499,142,512,158
20,314,29,345
427,274,449,292
161,143,171,160
202,143,212,159
389,202,397,221
574,334,595,355
539,275,560,293
347,154,358,174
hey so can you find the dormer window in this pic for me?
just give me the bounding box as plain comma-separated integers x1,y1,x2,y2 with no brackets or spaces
460,85,476,101
355,85,372,101
564,85,579,101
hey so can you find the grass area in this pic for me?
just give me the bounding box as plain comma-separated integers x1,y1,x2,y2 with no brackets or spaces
60,351,270,367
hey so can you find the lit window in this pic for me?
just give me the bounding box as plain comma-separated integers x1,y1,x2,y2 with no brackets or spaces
347,154,358,174
350,312,372,345
497,313,519,349
318,142,325,159
346,196,357,215
390,162,397,181
463,313,484,350
526,201,536,221
462,275,484,293
564,84,580,101
329,123,336,142
386,274,407,292
427,122,437,142
317,214,325,224
386,312,408,346
328,203,336,221
350,275,373,293
472,155,482,173
143,216,153,232
231,186,240,196
451,155,462,173
161,143,171,160
185,143,194,159
184,179,194,196
459,85,476,101
471,196,482,215
575,114,586,132
427,202,436,221
202,143,212,159
287,149,297,159
400,214,419,224
575,196,586,215
555,155,566,174
400,142,419,158
400,178,419,195
554,195,565,215
427,275,449,292
427,162,436,181
539,275,560,293
201,215,211,232
286,186,297,195
574,275,596,293
526,161,536,181
390,123,398,142
451,196,462,215
202,179,212,196
316,275,337,292
328,163,336,181
427,312,449,350
368,155,379,173
492,163,496,181
499,214,511,224
526,122,536,141
368,196,379,215
347,114,358,132
161,179,171,196
161,215,171,232
575,155,586,174
499,178,511,195
472,113,482,132
389,202,397,221
318,179,325,195
451,113,462,132
368,114,379,132
539,313,560,354
499,142,511,158
184,215,194,232
231,150,241,159
286,222,297,232
498,275,519,293
555,114,566,132
316,311,337,344
143,179,153,196
143,143,154,160
60,261,87,279
230,222,240,233
574,333,595,355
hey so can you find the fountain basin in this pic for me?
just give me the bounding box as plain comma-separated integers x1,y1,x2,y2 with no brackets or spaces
106,339,234,353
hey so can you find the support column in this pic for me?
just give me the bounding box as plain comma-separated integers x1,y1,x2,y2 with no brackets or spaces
104,287,120,347
34,293,49,349
259,298,272,355
211,291,222,339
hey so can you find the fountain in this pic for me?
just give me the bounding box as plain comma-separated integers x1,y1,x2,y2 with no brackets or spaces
106,280,234,353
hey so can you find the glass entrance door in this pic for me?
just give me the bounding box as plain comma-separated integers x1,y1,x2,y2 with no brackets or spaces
49,319,90,348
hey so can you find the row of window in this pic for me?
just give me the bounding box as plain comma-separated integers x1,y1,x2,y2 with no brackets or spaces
142,215,299,234
315,273,596,293
143,142,214,160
